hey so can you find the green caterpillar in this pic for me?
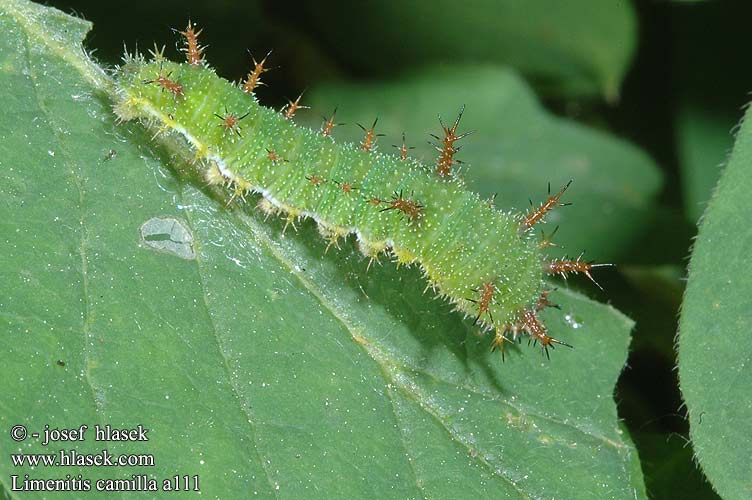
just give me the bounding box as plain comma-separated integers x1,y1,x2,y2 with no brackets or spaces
114,23,605,358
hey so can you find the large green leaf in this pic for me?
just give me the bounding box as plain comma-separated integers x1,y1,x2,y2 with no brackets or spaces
297,0,636,100
0,1,645,498
305,68,662,262
678,106,752,498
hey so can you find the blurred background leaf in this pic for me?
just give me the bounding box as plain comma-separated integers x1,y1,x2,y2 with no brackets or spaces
671,1,752,223
290,0,636,101
675,105,735,223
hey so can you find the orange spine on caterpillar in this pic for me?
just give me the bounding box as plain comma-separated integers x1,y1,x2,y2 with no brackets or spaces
492,292,570,360
321,108,342,137
358,118,383,152
214,106,250,137
393,133,414,161
114,21,614,362
242,50,272,94
519,308,573,359
142,69,184,98
283,92,308,120
466,282,496,326
544,253,614,290
306,174,325,186
522,181,572,231
432,105,473,177
378,190,424,221
178,21,205,66
332,179,358,195
266,148,285,163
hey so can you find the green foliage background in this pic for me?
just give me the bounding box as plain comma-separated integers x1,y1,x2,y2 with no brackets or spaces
1,0,750,498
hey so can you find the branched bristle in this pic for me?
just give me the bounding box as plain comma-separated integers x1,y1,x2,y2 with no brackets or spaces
521,180,572,231
122,43,145,65
358,118,384,152
143,67,184,98
148,43,166,62
242,49,272,94
379,190,424,221
434,105,473,178
544,253,613,290
214,106,250,137
535,290,559,311
266,148,287,163
306,174,325,186
393,133,414,161
539,225,560,249
283,92,308,120
321,107,342,137
474,282,496,324
520,309,572,359
491,330,512,362
178,20,205,66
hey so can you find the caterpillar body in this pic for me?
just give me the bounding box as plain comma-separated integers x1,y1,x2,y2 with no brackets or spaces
114,25,606,358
